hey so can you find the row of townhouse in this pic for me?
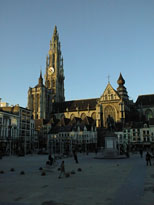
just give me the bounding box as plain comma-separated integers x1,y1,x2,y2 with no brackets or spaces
0,104,37,156
35,116,98,155
115,122,154,150
0,109,19,155
47,125,97,155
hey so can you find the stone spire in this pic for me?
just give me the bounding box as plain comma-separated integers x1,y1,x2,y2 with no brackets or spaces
53,25,57,35
46,55,49,68
117,73,125,86
45,26,65,103
38,70,43,86
117,73,128,100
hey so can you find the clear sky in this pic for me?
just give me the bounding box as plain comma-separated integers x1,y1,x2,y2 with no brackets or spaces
0,0,154,107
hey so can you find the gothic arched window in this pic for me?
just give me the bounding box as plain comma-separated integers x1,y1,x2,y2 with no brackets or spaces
145,109,153,121
104,105,116,127
70,114,75,120
81,113,86,120
91,112,96,120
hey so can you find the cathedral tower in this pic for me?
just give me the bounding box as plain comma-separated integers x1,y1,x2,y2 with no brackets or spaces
27,71,52,120
45,26,65,103
28,26,65,120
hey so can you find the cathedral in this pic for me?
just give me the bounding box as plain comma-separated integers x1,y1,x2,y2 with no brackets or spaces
28,26,65,121
27,26,153,133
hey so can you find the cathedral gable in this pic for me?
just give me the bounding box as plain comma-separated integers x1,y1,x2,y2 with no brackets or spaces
100,83,120,102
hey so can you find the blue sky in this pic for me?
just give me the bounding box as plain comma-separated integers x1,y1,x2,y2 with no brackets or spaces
0,0,154,107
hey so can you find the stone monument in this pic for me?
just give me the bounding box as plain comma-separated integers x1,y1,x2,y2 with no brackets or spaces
96,115,126,159
102,131,119,158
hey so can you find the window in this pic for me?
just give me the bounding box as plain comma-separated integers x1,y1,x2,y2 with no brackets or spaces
145,109,153,121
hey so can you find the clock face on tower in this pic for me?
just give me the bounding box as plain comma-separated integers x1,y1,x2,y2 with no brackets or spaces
48,67,54,75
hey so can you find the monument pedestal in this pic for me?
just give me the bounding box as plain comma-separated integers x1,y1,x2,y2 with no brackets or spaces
96,131,126,159
102,131,118,158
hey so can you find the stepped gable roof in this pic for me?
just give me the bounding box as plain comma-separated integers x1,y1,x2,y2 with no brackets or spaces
57,117,70,127
49,117,72,134
81,116,96,126
68,117,82,126
136,94,154,107
53,98,98,113
48,116,96,134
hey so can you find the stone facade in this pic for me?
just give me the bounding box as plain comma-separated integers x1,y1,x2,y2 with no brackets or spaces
27,26,154,133
52,79,130,129
0,105,36,155
28,72,52,120
136,94,154,121
28,26,64,120
27,26,132,129
44,26,65,103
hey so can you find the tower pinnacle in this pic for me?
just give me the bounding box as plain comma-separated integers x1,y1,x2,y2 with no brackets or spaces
117,73,125,86
53,25,57,35
117,73,128,100
39,69,43,86
45,26,65,102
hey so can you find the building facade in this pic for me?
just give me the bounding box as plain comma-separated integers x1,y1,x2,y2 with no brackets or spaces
0,109,19,155
0,104,37,155
28,26,65,121
27,26,132,131
27,26,154,151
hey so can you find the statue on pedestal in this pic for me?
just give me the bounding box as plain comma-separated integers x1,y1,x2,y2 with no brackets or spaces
107,115,115,132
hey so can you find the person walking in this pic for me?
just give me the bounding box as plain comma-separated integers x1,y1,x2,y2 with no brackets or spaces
58,161,65,178
145,152,152,166
73,149,78,164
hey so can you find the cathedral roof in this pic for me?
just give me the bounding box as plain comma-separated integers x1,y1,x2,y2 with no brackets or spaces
52,98,98,113
136,94,154,107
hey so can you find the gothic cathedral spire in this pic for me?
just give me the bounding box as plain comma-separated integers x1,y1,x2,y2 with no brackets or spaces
45,26,65,103
38,70,43,86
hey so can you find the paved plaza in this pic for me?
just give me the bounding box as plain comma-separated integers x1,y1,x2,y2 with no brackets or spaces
0,152,154,205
